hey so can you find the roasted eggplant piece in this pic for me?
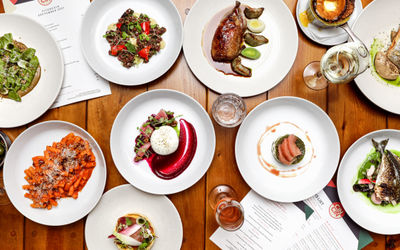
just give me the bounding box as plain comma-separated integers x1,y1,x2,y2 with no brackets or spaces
244,6,264,19
374,51,399,80
231,57,252,77
244,33,269,47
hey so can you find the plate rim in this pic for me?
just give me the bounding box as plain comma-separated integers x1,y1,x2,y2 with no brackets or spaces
84,183,183,250
337,128,400,235
3,120,107,226
110,89,216,195
182,0,299,97
80,0,183,86
0,13,64,128
352,0,400,115
235,96,340,202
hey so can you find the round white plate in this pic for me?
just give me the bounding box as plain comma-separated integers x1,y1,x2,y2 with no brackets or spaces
183,0,298,97
4,121,107,226
338,129,400,235
81,0,183,86
296,0,363,46
85,184,183,250
235,97,340,202
110,89,215,195
353,0,400,114
0,14,64,128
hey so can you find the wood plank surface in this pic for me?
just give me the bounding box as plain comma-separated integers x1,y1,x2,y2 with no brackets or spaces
0,0,396,249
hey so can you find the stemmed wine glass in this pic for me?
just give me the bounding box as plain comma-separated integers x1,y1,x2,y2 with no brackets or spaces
0,131,11,206
303,1,370,90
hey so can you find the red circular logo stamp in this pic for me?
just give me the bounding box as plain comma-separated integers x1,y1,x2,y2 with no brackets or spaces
329,202,345,219
38,0,52,6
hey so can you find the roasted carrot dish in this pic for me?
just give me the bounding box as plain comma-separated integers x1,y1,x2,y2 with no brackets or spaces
22,133,96,210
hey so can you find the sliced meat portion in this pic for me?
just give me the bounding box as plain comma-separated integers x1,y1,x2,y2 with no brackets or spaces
287,135,302,158
137,142,151,157
211,1,247,62
281,138,293,163
155,109,168,119
278,143,291,165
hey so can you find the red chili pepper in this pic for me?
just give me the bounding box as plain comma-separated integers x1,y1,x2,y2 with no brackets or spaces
110,44,126,56
358,179,375,184
116,23,122,30
138,46,151,61
140,21,150,35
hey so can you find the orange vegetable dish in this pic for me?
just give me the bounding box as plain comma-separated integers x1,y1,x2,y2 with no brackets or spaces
22,133,96,210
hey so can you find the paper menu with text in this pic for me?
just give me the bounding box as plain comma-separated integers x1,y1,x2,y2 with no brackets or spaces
210,190,313,250
287,181,373,250
3,0,111,108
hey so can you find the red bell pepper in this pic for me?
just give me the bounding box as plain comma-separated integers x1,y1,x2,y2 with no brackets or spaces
140,21,150,35
116,23,122,30
138,46,151,61
111,44,126,56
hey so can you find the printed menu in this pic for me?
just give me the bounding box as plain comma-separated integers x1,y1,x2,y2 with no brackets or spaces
211,183,373,250
2,0,111,108
210,190,314,249
287,181,373,250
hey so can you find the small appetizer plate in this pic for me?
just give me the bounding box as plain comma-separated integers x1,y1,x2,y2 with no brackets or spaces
352,0,400,115
0,14,64,128
3,121,107,226
85,184,183,250
295,0,362,46
183,0,298,97
110,89,215,195
235,97,340,202
80,0,183,86
338,129,400,235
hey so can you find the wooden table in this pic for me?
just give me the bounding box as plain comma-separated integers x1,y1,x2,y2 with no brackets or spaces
0,0,397,249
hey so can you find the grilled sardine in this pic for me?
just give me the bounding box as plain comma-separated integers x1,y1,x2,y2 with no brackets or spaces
372,139,400,203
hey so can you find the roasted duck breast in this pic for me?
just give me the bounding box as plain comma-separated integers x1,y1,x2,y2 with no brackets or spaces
211,1,247,62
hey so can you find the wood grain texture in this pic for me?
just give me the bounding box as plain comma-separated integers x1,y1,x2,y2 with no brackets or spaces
0,0,395,249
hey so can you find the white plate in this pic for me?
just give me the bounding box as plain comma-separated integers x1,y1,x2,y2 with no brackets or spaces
3,121,107,226
183,0,298,97
85,184,182,250
338,129,400,235
296,0,363,46
0,14,64,128
353,0,400,114
235,97,340,202
110,89,215,195
80,0,183,86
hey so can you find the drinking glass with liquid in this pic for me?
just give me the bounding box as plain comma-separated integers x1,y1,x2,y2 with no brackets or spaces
209,185,244,231
212,93,247,128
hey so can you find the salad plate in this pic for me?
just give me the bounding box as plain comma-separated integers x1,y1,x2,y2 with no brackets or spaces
183,0,298,97
3,121,106,226
338,129,400,235
110,89,215,195
235,97,340,202
85,184,183,250
80,0,183,86
0,14,64,128
352,0,400,114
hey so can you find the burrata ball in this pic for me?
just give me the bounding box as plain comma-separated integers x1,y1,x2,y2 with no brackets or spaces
150,126,179,155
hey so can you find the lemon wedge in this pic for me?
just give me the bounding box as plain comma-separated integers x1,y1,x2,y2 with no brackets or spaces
247,19,265,33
